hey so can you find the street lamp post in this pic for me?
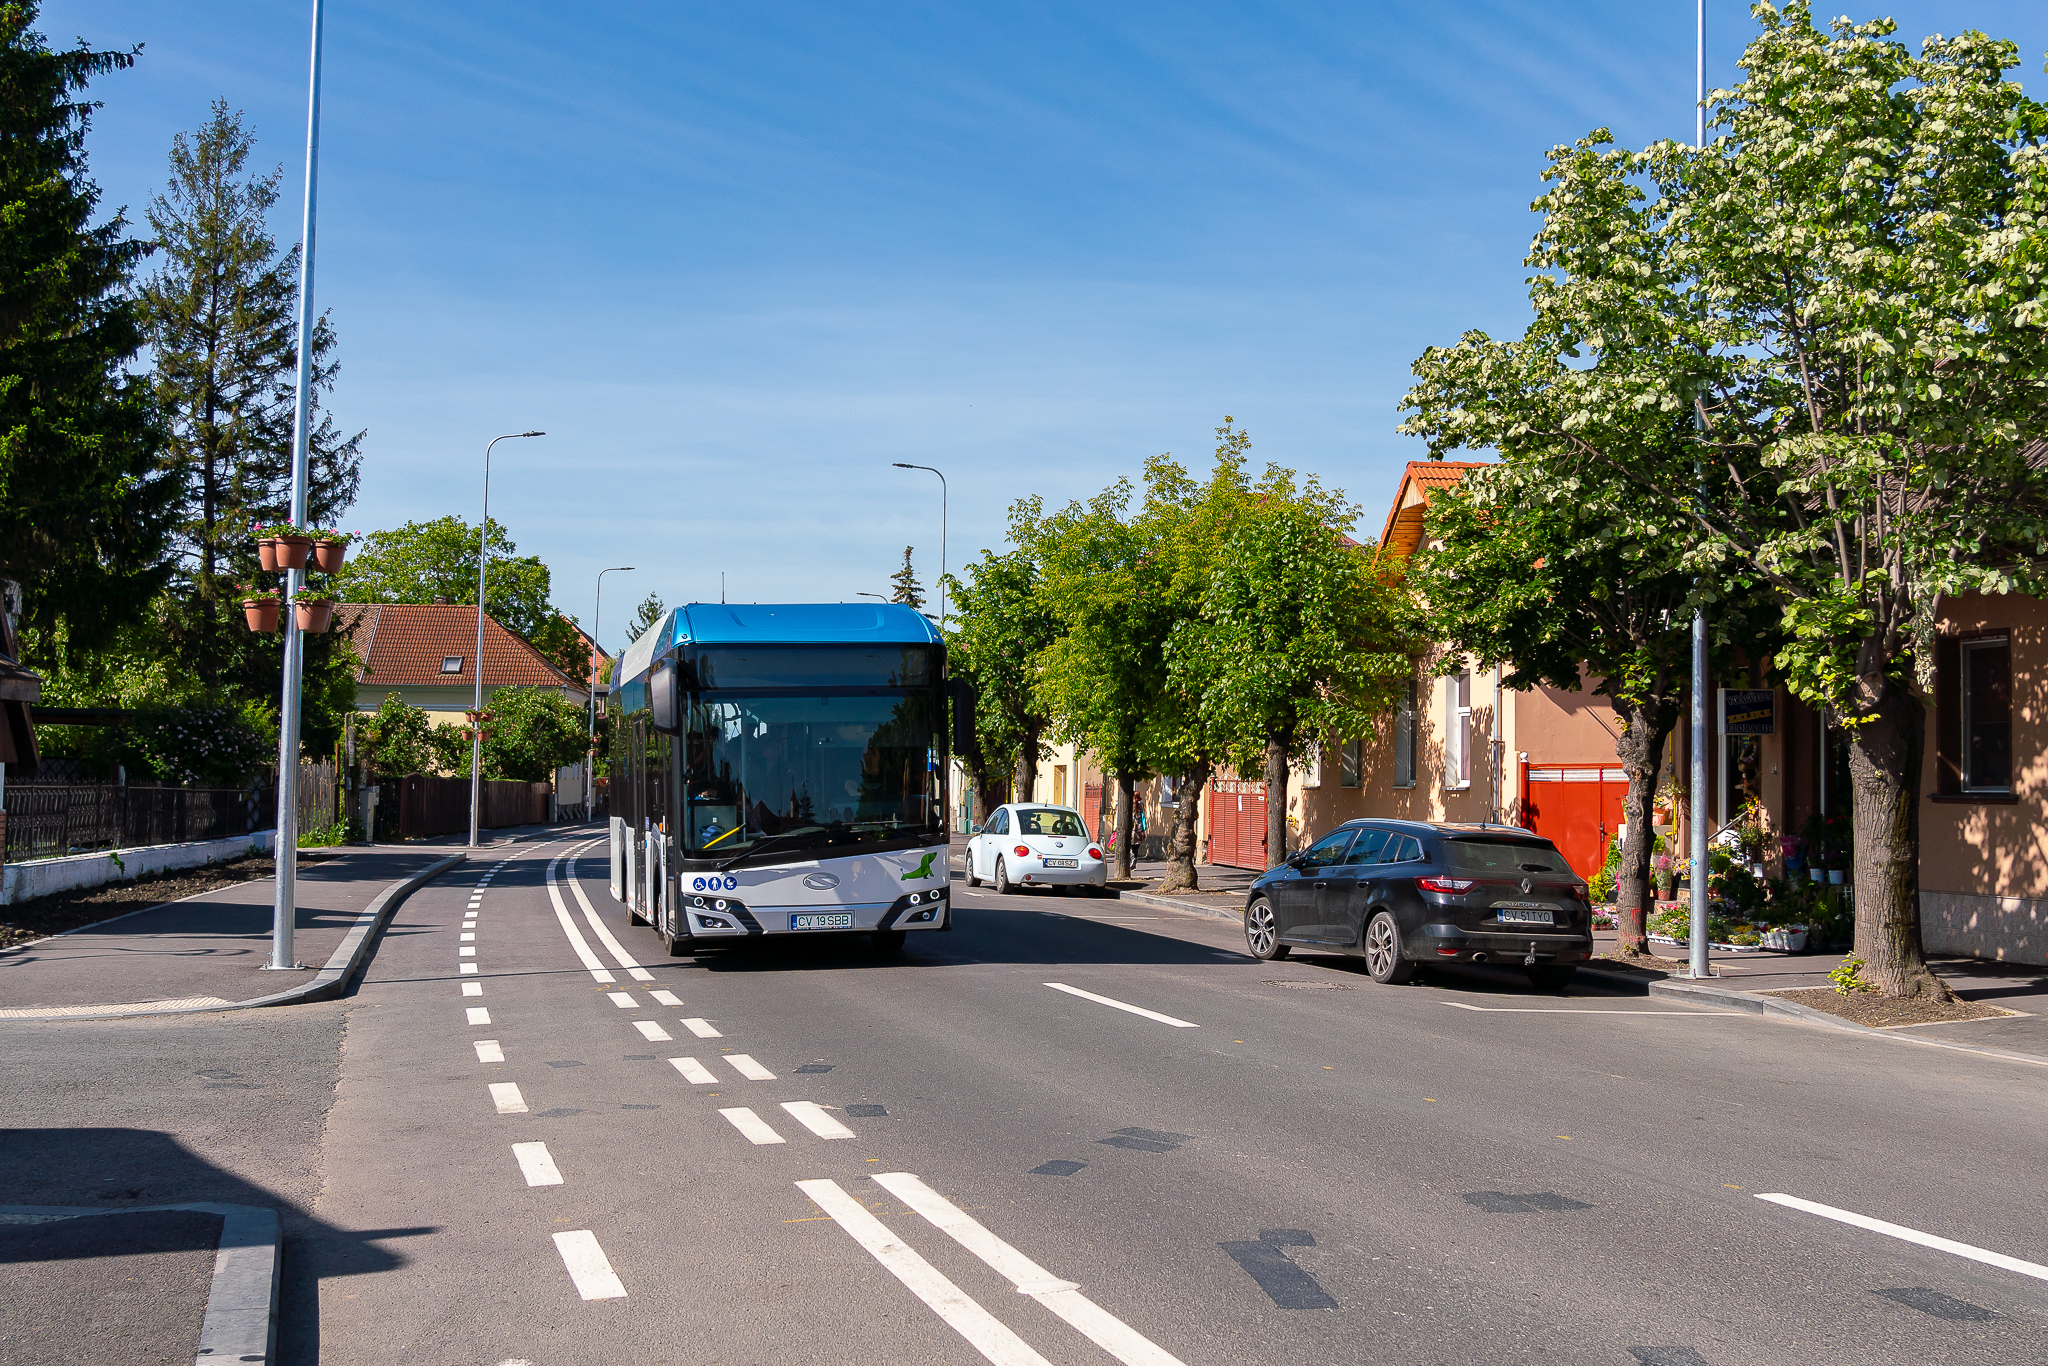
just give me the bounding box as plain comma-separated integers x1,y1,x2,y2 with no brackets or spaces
469,430,545,848
589,566,634,821
891,463,947,630
268,0,325,972
1687,0,1711,982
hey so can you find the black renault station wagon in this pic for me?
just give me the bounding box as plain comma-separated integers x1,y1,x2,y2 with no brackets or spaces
1241,820,1592,990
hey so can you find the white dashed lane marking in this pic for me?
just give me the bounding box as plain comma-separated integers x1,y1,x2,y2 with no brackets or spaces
719,1107,787,1145
462,981,483,996
1044,982,1197,1029
1757,1193,2048,1282
725,1054,776,1080
466,1007,490,1025
669,1057,718,1085
513,1142,564,1187
460,963,479,975
474,1040,504,1063
489,1083,528,1114
781,1101,854,1139
553,1230,627,1301
460,932,476,942
608,992,638,1008
634,1020,673,1042
650,990,682,1007
682,1018,722,1038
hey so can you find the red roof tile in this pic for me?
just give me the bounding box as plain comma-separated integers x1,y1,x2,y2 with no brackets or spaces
335,603,582,692
1377,460,1491,563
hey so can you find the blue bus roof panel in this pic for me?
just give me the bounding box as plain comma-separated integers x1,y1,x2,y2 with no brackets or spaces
612,603,939,687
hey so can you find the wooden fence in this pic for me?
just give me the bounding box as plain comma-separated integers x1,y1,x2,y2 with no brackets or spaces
1,783,270,862
385,775,550,840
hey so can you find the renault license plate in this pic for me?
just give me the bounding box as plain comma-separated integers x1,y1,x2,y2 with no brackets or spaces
1494,905,1555,925
1043,858,1078,868
791,913,853,930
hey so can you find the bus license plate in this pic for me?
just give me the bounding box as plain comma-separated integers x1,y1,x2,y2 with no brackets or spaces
1494,906,1555,924
1042,858,1078,868
791,913,853,930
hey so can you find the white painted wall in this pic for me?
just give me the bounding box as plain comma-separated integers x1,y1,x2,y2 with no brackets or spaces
1,830,277,906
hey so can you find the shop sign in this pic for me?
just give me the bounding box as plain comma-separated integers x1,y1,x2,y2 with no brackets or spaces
1721,688,1775,736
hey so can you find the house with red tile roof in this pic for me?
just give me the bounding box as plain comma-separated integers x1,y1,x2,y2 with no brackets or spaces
336,603,589,728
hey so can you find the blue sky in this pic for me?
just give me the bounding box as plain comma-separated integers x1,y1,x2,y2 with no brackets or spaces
49,1,2048,651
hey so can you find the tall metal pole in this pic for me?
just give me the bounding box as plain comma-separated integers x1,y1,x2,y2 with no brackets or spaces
891,463,947,630
589,566,633,820
468,431,544,848
1688,0,1711,981
269,0,324,971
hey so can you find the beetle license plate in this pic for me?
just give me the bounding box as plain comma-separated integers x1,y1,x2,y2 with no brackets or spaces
1042,858,1078,868
1493,905,1555,924
791,913,853,930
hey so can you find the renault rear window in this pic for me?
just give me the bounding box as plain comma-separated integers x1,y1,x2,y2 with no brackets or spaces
1442,840,1572,874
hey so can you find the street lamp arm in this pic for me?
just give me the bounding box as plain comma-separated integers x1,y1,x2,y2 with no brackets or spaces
890,462,948,633
469,430,546,847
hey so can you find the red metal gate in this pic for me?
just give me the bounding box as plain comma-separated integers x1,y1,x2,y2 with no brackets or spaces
1205,778,1269,870
1521,764,1627,881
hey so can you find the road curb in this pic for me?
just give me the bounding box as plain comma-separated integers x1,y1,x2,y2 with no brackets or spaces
0,852,465,1023
1112,889,1245,924
0,1201,280,1363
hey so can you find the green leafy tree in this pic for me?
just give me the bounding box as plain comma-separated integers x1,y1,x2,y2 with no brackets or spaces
454,686,586,782
142,100,362,692
889,547,926,609
1410,5,2048,998
1178,436,1412,868
1405,453,1775,953
335,515,558,640
0,4,179,652
946,545,1061,816
629,592,666,643
362,691,442,777
1026,483,1169,878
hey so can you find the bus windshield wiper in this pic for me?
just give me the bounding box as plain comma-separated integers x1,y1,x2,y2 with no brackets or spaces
714,825,831,871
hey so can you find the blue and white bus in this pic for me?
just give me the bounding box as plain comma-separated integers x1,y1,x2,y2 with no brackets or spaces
607,602,958,953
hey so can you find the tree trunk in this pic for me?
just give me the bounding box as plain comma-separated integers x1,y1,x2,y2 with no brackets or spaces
969,764,1006,824
1014,720,1044,807
1156,762,1210,893
1263,726,1293,870
1112,771,1136,880
1848,674,1953,1001
1609,699,1677,958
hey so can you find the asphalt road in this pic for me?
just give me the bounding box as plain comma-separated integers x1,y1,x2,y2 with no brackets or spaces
6,829,2045,1365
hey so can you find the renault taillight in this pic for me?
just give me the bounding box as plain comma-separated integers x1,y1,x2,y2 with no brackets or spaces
1417,875,1477,893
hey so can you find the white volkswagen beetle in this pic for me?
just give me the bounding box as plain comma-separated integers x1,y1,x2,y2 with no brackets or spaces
964,803,1108,895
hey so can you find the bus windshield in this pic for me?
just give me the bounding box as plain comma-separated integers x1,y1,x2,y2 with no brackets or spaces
681,693,939,858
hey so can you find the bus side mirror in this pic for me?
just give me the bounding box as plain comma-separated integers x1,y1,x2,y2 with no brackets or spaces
949,678,975,754
651,662,680,734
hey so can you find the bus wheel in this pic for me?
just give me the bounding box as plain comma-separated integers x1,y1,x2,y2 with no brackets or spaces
871,930,906,955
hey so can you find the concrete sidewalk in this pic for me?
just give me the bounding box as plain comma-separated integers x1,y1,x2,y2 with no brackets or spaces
0,824,573,1018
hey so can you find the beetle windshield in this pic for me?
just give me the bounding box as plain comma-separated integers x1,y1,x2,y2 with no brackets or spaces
1016,808,1088,838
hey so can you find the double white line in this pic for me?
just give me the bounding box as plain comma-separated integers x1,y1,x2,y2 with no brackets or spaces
546,840,655,983
800,1172,1184,1366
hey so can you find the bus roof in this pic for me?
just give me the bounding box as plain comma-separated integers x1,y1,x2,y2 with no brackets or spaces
613,602,941,687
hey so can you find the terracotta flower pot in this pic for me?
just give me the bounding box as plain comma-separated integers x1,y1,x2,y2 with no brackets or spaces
296,600,334,634
311,538,348,573
275,535,313,570
257,538,280,572
243,598,280,632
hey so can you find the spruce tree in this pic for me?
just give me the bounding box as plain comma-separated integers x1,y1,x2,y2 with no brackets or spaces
889,547,925,609
143,101,362,689
0,4,177,649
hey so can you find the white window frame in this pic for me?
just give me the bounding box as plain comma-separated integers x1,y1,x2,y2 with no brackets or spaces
1339,738,1362,788
1393,676,1417,789
1444,671,1472,790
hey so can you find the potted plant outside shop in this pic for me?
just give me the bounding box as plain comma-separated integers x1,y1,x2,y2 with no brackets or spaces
310,529,356,573
295,588,337,633
240,585,282,632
